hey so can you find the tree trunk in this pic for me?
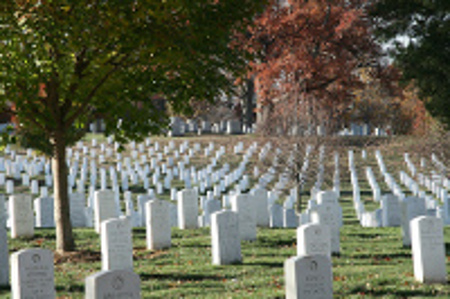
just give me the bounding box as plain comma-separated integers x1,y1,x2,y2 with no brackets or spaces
53,133,76,252
245,77,255,130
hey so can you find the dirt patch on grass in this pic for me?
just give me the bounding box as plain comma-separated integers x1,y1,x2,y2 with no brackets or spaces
54,250,101,265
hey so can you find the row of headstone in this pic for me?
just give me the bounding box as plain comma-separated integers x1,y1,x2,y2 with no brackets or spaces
9,248,141,298
169,117,245,136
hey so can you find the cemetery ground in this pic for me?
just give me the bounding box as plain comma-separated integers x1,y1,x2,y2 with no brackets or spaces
1,134,450,298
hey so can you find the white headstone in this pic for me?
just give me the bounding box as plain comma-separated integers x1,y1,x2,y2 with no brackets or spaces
177,189,199,229
6,180,14,194
211,210,241,265
270,203,283,228
203,198,221,227
94,190,119,233
381,194,401,227
69,192,87,227
297,223,331,258
284,208,299,228
146,199,171,250
310,203,342,254
251,188,270,227
411,216,446,283
30,180,39,194
0,195,8,286
101,217,133,271
284,254,333,299
34,197,55,228
137,195,151,227
11,248,55,299
231,194,257,241
401,196,426,246
316,191,338,205
9,194,34,238
85,269,141,298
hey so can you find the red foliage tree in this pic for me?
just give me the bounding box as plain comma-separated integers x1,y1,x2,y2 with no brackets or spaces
249,0,382,135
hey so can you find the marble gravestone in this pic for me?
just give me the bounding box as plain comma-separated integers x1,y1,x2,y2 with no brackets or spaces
231,194,257,241
70,192,87,228
0,195,8,286
401,196,426,246
9,194,34,238
284,254,333,299
101,217,133,271
146,199,171,250
411,216,446,283
11,248,55,299
34,196,54,228
95,190,119,233
297,223,331,258
177,189,199,229
251,188,270,227
85,269,141,299
310,203,342,254
270,203,284,228
211,210,241,265
381,194,401,227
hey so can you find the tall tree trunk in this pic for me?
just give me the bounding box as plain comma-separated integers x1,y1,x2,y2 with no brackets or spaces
245,77,255,130
53,132,75,252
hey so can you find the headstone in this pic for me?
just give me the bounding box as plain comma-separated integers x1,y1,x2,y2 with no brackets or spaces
411,216,446,283
401,196,426,246
211,210,241,265
146,199,171,250
202,198,221,227
94,190,119,233
11,248,55,299
231,194,257,241
34,197,55,228
101,217,133,271
381,194,401,227
177,189,199,229
284,208,299,228
169,202,178,228
0,195,8,286
310,203,342,254
252,188,270,227
6,180,14,194
270,203,283,228
85,269,141,299
226,119,242,134
9,194,34,238
316,191,338,205
297,223,331,258
284,254,333,299
137,195,151,227
70,192,87,227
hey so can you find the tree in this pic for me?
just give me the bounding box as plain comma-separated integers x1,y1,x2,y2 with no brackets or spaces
371,0,450,127
1,0,266,252
249,0,381,135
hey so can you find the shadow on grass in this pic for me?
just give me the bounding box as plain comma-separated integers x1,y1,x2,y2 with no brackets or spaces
348,252,410,259
349,285,443,297
179,243,211,248
140,272,229,282
55,283,85,293
256,236,294,248
240,261,283,268
0,284,10,292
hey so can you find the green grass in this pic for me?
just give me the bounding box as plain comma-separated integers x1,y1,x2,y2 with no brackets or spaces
0,135,449,298
2,195,450,298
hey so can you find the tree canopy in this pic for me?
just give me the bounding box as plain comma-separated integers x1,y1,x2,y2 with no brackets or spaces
371,0,450,127
0,0,266,252
247,0,382,135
